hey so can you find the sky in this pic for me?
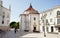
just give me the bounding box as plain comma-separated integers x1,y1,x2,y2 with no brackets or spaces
2,0,60,22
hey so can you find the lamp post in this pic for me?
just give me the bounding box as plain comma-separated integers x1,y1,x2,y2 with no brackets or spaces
44,17,46,37
41,14,47,37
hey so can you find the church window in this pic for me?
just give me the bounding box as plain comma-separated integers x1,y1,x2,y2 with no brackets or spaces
46,19,49,25
57,11,60,15
2,20,4,24
2,12,5,24
57,18,60,24
34,17,36,20
2,12,5,19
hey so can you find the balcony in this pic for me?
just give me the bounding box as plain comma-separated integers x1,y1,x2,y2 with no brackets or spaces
57,11,60,18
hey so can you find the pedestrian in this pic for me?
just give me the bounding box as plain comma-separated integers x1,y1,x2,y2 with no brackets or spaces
14,27,17,34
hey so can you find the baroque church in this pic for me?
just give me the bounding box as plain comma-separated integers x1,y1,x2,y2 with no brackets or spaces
20,4,40,32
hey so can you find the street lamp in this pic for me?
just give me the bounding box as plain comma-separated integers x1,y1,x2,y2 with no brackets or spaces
44,18,46,37
41,14,47,37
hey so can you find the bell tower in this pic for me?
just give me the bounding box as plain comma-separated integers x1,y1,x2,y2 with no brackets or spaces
9,5,11,11
0,0,3,6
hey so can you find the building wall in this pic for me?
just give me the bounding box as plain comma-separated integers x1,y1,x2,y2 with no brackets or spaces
2,7,10,26
0,0,11,30
40,6,60,33
20,12,40,32
40,13,43,32
30,14,40,32
20,15,25,31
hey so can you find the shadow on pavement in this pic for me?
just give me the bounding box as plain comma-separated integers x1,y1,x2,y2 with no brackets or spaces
19,31,31,36
0,30,8,38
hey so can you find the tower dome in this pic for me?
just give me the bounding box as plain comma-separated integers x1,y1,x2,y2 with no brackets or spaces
24,4,39,14
0,0,3,6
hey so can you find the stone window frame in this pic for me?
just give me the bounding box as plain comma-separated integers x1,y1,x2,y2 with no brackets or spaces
34,17,36,20
57,18,60,24
2,12,5,18
57,11,60,15
2,12,5,24
2,20,4,24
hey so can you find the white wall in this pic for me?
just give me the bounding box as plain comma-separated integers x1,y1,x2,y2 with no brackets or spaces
40,6,60,33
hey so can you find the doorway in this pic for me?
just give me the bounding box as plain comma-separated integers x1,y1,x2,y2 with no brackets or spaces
58,28,60,32
33,27,36,32
51,26,53,32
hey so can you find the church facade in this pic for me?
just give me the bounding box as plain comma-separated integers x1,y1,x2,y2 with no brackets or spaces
20,4,40,32
0,0,11,31
20,4,60,33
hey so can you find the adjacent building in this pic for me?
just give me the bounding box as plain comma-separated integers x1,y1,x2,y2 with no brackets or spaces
40,5,60,33
0,0,11,31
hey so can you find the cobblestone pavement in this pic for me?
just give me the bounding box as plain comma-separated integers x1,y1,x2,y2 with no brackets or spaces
19,32,60,38
0,30,60,38
0,30,19,38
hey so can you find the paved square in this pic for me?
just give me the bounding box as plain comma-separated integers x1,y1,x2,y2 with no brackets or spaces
0,30,60,38
19,31,60,38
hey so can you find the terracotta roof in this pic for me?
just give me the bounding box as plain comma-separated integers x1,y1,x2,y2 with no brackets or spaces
26,4,36,11
25,4,39,14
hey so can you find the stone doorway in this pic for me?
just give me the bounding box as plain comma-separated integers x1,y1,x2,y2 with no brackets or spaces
51,26,53,32
33,27,36,32
58,28,60,32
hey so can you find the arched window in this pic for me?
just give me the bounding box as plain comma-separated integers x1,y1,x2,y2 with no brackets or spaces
57,11,60,15
2,12,5,24
34,17,36,20
2,12,5,19
2,20,4,24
